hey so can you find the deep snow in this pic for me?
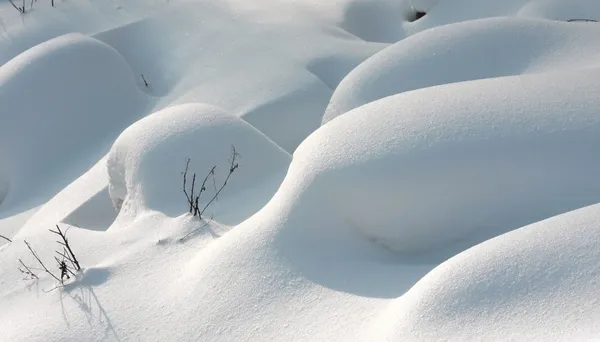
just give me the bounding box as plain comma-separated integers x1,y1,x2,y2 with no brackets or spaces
1,0,600,341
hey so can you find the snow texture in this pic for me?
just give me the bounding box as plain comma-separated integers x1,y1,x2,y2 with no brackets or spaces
1,0,600,341
324,17,600,124
107,103,290,221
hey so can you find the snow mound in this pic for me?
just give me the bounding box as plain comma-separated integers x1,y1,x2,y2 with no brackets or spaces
107,103,291,221
518,0,600,21
407,0,600,35
0,33,148,211
299,68,600,256
375,202,600,340
324,17,600,123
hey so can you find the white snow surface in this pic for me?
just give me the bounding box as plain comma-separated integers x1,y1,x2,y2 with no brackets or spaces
324,17,600,123
0,33,149,212
312,69,600,256
107,103,290,222
372,203,600,340
1,0,600,341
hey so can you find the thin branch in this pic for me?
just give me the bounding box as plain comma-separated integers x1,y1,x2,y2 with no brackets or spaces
24,240,60,282
179,215,214,242
0,234,11,243
190,173,196,213
49,225,81,271
18,258,39,280
54,256,75,282
182,158,193,213
200,146,239,217
56,248,78,271
194,166,216,217
7,0,24,13
141,74,149,87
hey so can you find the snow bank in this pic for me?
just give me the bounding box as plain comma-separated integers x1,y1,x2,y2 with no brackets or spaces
3,0,600,340
518,0,600,21
407,0,600,35
0,33,148,211
324,17,600,123
374,202,600,340
299,68,600,256
107,103,291,220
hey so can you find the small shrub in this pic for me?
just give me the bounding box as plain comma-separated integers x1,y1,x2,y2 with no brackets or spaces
19,225,82,287
182,146,239,219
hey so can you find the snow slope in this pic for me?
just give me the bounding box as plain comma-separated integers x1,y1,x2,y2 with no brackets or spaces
313,68,600,257
1,0,600,341
372,202,600,340
90,0,386,152
0,33,149,215
324,17,600,123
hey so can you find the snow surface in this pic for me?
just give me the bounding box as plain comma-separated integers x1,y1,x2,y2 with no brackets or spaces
324,17,600,124
1,0,600,340
313,68,600,257
0,32,149,214
107,103,290,222
372,203,600,340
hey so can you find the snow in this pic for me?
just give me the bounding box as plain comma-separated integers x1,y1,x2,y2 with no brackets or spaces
373,203,600,340
106,103,290,222
0,32,149,214
324,17,600,124
1,0,600,340
313,68,600,257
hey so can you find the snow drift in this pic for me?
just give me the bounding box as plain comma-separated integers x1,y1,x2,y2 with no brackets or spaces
408,0,600,36
2,0,600,340
0,33,148,211
324,17,600,124
303,68,600,256
107,103,291,221
373,202,600,340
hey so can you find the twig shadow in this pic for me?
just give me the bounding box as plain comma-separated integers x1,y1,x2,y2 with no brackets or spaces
59,268,121,341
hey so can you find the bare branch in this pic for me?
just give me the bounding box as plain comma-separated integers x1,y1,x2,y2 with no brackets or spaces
7,0,24,13
200,146,239,217
190,173,196,213
55,248,78,271
0,234,11,243
49,225,81,271
194,166,216,217
182,158,193,213
179,215,214,242
141,74,149,87
18,259,39,280
24,240,60,282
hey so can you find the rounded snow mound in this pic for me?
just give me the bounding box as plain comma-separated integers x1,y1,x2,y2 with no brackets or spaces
374,203,600,340
518,0,600,21
0,33,147,208
405,0,600,36
107,103,291,219
292,68,600,256
323,17,600,124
